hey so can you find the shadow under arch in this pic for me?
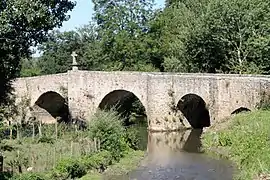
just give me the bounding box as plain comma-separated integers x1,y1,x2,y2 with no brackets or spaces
177,93,210,129
98,90,147,125
231,107,251,115
34,91,70,123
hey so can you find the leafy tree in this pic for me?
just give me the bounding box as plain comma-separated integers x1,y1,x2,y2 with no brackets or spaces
148,2,203,72
37,24,105,74
151,0,270,74
199,0,270,74
38,30,86,74
92,0,158,71
0,0,75,104
20,58,42,77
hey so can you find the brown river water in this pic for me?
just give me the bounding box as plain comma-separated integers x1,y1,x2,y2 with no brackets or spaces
105,129,235,180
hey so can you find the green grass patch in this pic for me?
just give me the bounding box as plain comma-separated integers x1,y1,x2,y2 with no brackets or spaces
202,110,270,180
79,150,145,180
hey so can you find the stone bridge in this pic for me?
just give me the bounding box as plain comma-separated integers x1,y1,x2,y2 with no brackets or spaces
12,70,270,131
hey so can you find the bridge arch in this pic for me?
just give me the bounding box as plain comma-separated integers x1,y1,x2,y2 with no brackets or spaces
231,107,251,115
98,89,147,126
33,91,70,123
176,93,211,129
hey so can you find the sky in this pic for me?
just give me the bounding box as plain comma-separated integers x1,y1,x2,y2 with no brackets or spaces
59,0,165,32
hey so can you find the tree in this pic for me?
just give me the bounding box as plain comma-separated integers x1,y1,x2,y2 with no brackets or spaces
92,0,158,71
199,0,270,74
150,0,270,74
20,58,42,77
37,23,105,74
0,0,75,104
148,2,206,72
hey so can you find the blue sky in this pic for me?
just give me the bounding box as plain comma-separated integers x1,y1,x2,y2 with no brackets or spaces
60,0,165,32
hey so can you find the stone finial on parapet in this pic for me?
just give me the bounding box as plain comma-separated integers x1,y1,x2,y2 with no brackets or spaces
71,51,78,71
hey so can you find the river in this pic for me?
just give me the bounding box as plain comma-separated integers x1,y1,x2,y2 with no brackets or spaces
106,127,235,180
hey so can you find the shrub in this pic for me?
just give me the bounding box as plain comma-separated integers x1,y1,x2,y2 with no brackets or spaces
81,150,113,172
125,124,148,151
53,158,86,179
10,172,48,180
87,110,130,161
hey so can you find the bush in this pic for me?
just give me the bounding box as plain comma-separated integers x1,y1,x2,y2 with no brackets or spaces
10,172,48,180
53,158,86,179
81,150,113,172
87,110,130,161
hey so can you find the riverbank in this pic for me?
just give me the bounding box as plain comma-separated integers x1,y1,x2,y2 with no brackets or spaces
79,150,145,180
202,110,270,180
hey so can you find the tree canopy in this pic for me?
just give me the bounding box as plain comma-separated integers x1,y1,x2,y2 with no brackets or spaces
0,0,75,104
22,0,270,76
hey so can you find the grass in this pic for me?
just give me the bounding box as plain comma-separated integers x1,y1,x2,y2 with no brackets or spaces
202,110,270,180
79,150,145,180
1,136,99,173
0,123,101,173
0,109,148,179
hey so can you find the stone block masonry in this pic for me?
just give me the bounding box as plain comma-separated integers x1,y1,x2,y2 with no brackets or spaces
12,71,270,131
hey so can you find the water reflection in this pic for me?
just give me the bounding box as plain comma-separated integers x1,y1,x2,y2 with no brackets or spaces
147,129,203,156
107,129,234,180
182,128,203,153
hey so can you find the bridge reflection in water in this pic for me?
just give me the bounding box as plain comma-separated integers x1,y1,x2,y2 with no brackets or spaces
107,129,235,180
147,129,203,158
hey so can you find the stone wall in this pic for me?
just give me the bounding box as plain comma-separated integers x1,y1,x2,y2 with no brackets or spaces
13,73,68,106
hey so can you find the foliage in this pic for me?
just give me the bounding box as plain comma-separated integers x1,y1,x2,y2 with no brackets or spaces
125,122,148,151
0,0,75,105
87,110,130,161
202,110,270,180
37,136,55,144
101,150,145,178
0,172,13,180
81,150,113,171
19,0,270,76
147,0,270,74
92,0,156,71
1,108,146,179
197,0,270,74
53,158,86,179
79,150,145,179
35,0,159,73
11,172,48,180
36,25,99,75
2,129,99,174
20,58,42,77
0,94,18,122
